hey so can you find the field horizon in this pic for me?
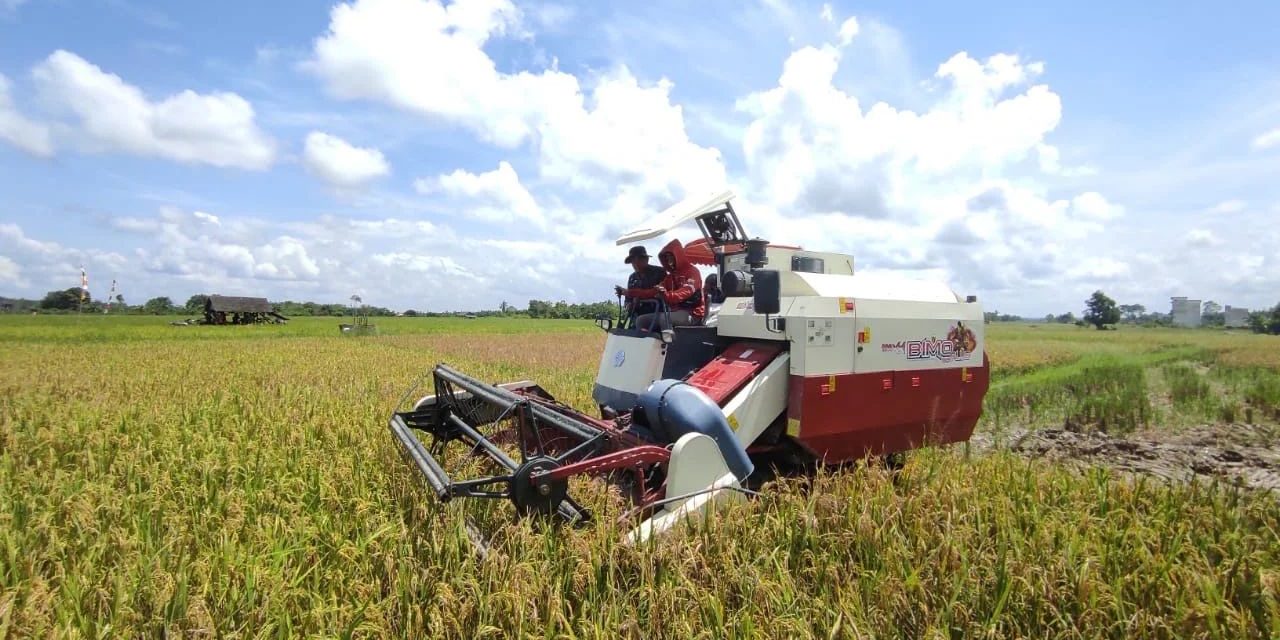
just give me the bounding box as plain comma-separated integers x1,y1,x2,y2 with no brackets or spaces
2,316,1278,638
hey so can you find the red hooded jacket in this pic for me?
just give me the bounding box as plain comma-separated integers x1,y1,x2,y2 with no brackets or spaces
624,238,705,322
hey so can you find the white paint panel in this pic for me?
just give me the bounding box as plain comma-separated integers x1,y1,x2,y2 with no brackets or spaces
715,297,796,341
791,315,856,375
795,272,962,302
625,433,743,545
614,189,735,245
626,471,741,544
717,291,983,376
781,297,854,376
594,333,667,394
665,432,734,499
853,299,984,373
723,353,790,446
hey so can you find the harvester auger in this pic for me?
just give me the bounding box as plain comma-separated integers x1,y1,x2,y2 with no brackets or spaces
389,189,991,543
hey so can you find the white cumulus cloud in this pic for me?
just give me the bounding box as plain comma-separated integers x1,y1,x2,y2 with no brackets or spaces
415,161,543,224
732,37,1124,301
1207,199,1246,214
1185,228,1222,248
110,208,319,283
736,46,1065,221
1071,192,1123,221
31,50,276,169
0,223,127,294
837,17,859,46
371,252,477,280
253,237,322,280
1252,127,1280,150
7,2,1279,316
307,0,726,203
302,131,390,189
1068,257,1131,282
0,73,54,157
0,255,22,285
306,0,535,147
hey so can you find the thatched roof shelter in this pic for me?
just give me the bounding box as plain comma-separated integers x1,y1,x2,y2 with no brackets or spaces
206,295,273,313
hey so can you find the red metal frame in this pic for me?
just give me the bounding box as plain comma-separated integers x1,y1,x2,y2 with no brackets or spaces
513,391,674,509
786,352,991,462
685,342,783,405
542,445,671,481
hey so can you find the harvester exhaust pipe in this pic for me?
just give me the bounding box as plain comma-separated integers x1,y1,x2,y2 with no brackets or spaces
744,237,769,269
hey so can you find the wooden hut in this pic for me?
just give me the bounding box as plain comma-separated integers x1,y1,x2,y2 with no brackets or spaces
203,295,288,325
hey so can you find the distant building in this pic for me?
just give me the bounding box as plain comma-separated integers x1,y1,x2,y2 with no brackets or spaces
1225,306,1250,328
1171,297,1202,328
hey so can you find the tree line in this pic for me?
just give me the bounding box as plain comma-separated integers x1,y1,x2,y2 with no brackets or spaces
4,290,390,317
1077,291,1280,335
969,292,1280,336
8,289,619,320
10,287,1280,334
524,299,618,320
401,300,617,319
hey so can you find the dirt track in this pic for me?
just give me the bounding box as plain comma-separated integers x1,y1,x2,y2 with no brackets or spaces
974,423,1280,492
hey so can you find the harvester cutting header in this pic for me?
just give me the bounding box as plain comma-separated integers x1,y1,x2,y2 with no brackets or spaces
389,190,990,542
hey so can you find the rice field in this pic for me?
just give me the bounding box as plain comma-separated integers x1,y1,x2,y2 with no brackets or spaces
1,316,1278,638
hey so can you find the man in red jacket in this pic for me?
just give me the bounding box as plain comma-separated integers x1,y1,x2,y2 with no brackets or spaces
623,238,705,331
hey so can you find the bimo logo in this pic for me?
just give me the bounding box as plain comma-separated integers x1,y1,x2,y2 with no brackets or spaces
880,322,977,363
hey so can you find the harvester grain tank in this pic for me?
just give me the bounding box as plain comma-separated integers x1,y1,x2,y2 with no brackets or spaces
388,190,990,542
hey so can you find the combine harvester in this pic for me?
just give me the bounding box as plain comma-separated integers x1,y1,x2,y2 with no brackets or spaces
389,190,990,542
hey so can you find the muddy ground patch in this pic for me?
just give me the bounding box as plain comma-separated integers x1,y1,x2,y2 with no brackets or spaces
979,422,1280,492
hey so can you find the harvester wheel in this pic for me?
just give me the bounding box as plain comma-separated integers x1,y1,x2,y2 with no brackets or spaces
510,457,568,516
882,451,907,471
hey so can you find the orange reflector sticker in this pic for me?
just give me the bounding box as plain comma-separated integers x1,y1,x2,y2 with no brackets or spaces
786,418,801,437
820,374,837,395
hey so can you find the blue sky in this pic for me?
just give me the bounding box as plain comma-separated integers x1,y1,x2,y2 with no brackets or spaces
2,0,1278,315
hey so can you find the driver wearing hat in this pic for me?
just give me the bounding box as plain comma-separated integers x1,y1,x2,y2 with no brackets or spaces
615,246,666,318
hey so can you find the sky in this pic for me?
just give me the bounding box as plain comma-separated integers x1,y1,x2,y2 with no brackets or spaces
1,0,1279,316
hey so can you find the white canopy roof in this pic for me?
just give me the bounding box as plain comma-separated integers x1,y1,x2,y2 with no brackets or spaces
793,272,961,303
614,189,735,246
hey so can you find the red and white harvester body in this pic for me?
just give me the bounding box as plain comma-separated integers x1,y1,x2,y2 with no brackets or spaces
389,191,990,542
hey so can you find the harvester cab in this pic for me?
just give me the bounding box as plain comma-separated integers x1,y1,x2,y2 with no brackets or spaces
592,191,746,417
389,190,990,543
